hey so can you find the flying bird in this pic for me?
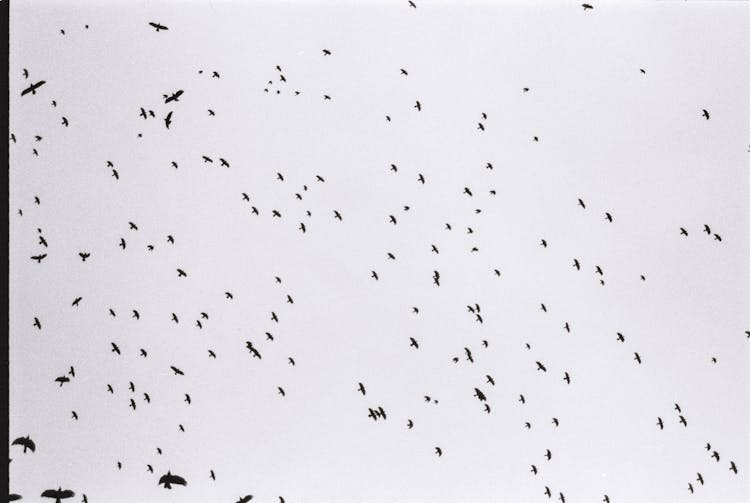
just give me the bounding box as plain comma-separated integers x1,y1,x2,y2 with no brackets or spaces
158,471,187,489
40,488,75,502
21,81,46,96
11,436,35,453
149,22,168,31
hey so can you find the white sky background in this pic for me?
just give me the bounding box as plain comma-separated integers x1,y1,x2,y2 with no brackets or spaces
8,1,750,502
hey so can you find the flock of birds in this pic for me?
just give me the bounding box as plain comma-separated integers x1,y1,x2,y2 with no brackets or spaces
9,3,748,503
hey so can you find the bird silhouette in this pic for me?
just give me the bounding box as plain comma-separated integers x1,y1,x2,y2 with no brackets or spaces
11,436,35,453
149,22,168,31
40,488,75,502
158,471,187,489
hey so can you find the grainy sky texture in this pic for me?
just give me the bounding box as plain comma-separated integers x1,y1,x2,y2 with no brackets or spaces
8,1,750,502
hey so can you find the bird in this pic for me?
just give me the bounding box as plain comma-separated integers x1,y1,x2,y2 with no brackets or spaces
696,473,704,485
688,483,694,494
33,317,42,330
552,418,559,427
531,465,538,474
30,254,47,263
209,470,215,480
703,224,711,235
414,100,421,111
322,49,331,55
21,81,46,96
536,361,547,372
55,376,70,386
634,352,642,364
577,198,586,209
357,382,366,395
679,415,687,427
40,488,75,502
730,461,738,474
409,337,419,349
617,332,625,342
11,436,35,453
656,417,664,429
680,227,689,236
712,450,720,462
563,372,571,384
163,90,184,103
111,342,121,355
170,366,184,375
573,259,581,270
158,471,187,489
164,111,173,129
702,109,710,120
407,419,414,429
605,212,613,222
61,117,68,127
236,496,253,503
713,234,722,242
674,403,682,413
71,297,82,307
149,22,168,31
582,3,593,9
78,252,90,261
435,447,442,457
176,268,187,277
473,388,487,401
278,387,285,397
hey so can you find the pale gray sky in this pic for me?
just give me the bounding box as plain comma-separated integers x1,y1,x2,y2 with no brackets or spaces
9,1,750,502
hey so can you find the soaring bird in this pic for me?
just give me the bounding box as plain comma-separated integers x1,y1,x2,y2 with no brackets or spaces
170,366,184,376
409,337,419,349
545,449,552,460
680,227,688,236
158,471,187,489
357,382,366,395
236,496,253,503
634,352,642,364
730,461,738,474
111,342,121,355
435,447,442,457
163,90,184,103
40,488,75,502
563,372,571,384
78,252,90,261
11,436,35,453
679,415,687,427
407,419,414,429
577,198,586,209
164,111,173,129
149,22,168,31
55,376,70,386
656,417,663,430
21,81,46,96
696,473,704,485
536,361,547,372
702,109,710,120
414,100,421,111
616,332,625,342
582,3,593,9
473,388,487,401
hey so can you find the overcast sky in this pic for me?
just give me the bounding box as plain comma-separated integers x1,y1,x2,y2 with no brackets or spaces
8,1,750,502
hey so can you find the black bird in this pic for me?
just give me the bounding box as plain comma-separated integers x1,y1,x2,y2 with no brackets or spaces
163,90,184,104
129,398,136,410
149,22,168,31
703,224,711,235
656,417,663,429
617,332,625,342
713,234,722,242
563,372,571,384
435,447,442,457
696,473,704,485
208,350,217,358
680,227,688,236
72,411,78,420
31,254,47,263
577,198,586,209
465,347,474,362
209,470,215,480
474,388,487,401
409,337,419,349
176,268,187,277
119,238,126,249
536,361,547,372
582,3,593,9
679,415,687,427
407,419,414,429
11,436,35,453
573,259,580,270
236,496,253,503
688,483,694,494
107,384,114,393
322,49,331,55
278,387,285,397
674,403,681,413
21,81,46,96
220,158,230,168
78,252,90,261
564,322,571,333
158,471,187,489
371,271,379,281
605,212,613,222
245,342,262,359
486,375,495,385
634,352,642,364
164,111,173,129
730,461,738,474
40,488,75,502
170,366,184,376
33,318,42,330
55,376,70,386
140,107,148,119
552,417,559,426
712,451,720,462
111,342,121,355
702,109,710,120
545,449,552,460
414,100,421,111
531,465,538,475
357,382,366,395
